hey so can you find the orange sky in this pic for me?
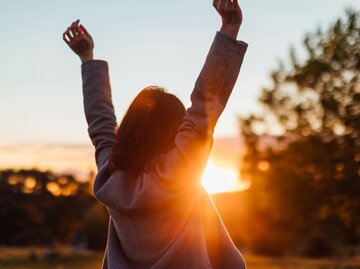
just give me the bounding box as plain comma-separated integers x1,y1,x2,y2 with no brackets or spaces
0,138,243,175
0,137,247,193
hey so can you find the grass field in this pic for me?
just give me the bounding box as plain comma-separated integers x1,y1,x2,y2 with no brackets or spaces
0,247,359,269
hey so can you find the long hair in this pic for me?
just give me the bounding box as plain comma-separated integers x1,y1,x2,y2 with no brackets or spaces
109,86,186,175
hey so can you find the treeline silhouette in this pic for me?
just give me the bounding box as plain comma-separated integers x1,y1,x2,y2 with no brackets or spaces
0,169,107,250
1,156,358,258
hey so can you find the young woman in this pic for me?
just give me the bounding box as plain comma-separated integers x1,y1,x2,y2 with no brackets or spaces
63,0,247,268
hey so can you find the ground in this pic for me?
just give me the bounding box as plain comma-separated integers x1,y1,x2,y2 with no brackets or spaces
0,247,359,269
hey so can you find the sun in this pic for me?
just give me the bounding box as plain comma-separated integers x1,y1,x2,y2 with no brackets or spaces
201,161,249,194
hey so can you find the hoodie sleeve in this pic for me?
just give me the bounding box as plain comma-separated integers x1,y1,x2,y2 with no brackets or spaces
82,60,117,170
153,32,248,192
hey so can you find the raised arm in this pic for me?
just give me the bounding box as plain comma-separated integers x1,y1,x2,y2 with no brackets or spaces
63,20,117,169
154,0,247,191
188,0,245,131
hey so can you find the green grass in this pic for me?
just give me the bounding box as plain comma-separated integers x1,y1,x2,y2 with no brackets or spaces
0,247,359,269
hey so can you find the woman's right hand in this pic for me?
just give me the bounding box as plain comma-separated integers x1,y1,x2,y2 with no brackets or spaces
213,0,243,39
63,20,94,63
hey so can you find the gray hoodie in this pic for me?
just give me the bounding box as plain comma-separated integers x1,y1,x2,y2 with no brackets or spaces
82,31,248,269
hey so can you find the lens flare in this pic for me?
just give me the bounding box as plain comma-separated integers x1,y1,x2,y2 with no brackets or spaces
201,161,249,194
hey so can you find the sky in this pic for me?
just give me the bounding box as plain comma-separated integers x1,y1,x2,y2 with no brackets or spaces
0,0,359,145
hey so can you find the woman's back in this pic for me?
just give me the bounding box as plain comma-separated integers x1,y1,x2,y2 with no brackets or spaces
97,170,205,267
95,168,245,269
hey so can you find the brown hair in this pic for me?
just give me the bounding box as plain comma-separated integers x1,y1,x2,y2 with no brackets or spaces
109,86,186,175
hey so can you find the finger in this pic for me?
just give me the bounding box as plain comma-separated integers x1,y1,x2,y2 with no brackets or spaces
70,19,80,36
66,32,73,42
65,34,73,44
71,26,79,37
65,27,74,39
79,24,93,43
66,27,74,38
71,19,80,28
79,24,89,36
63,32,70,43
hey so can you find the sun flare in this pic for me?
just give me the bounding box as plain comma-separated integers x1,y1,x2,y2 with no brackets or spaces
201,161,249,194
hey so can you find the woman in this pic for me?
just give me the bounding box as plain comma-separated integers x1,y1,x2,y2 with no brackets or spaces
63,0,247,268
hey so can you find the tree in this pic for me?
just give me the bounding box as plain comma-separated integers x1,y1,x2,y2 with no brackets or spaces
239,9,360,257
0,169,108,249
241,9,359,137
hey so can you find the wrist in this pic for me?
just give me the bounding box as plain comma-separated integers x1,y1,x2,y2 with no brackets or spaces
80,52,94,63
220,23,241,39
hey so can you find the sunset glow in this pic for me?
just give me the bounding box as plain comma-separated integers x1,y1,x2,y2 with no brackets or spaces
0,145,251,194
201,161,249,194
